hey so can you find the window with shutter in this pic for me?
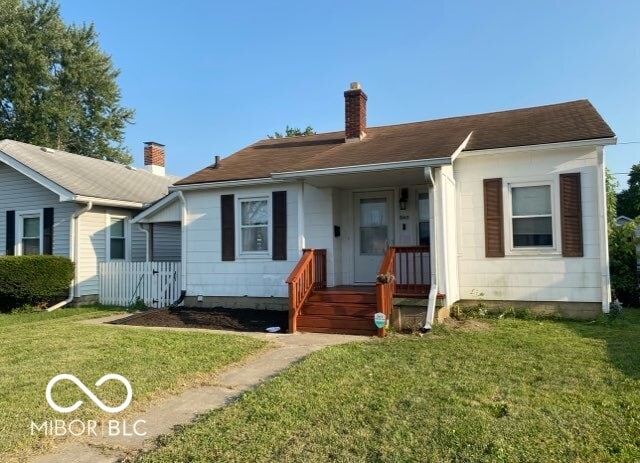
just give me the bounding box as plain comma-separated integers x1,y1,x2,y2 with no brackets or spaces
221,194,235,261
483,178,504,257
43,207,54,255
559,173,583,257
272,191,287,260
6,210,15,255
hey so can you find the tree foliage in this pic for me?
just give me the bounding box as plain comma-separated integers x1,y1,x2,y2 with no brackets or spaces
608,167,639,306
268,125,315,139
606,168,618,230
617,163,640,220
0,0,134,163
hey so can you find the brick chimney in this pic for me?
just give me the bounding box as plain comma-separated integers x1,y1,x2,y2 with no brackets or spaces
344,82,367,142
143,141,165,176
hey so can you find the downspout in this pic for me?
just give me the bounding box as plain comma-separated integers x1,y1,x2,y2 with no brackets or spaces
137,223,151,261
422,166,437,330
47,201,93,311
176,191,187,301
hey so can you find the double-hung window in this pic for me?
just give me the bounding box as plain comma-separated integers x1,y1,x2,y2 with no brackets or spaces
239,198,269,253
510,184,553,248
109,217,126,260
20,214,41,255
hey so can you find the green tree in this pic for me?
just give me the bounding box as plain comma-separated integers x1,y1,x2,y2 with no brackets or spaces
606,168,618,230
267,125,315,139
608,167,639,306
0,0,134,163
617,163,640,219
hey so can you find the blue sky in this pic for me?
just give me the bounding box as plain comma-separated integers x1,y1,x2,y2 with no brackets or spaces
59,0,639,187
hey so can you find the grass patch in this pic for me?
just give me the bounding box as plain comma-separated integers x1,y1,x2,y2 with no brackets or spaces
0,307,268,461
136,310,640,463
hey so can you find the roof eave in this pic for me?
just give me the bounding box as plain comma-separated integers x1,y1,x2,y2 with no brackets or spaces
457,137,617,159
71,195,145,209
131,191,181,223
170,177,287,191
0,149,75,201
271,157,453,181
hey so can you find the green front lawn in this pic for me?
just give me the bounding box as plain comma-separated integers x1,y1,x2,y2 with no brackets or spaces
137,311,640,463
0,307,269,461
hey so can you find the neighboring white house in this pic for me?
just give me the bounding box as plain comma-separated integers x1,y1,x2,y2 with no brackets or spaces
0,140,180,303
134,83,616,325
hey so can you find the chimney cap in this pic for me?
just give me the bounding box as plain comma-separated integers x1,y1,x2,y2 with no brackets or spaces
349,82,361,90
143,141,165,147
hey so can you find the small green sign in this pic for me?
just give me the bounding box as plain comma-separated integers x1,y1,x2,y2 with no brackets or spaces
374,312,386,329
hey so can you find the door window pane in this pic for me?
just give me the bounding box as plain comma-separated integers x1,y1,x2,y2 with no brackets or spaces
359,198,388,255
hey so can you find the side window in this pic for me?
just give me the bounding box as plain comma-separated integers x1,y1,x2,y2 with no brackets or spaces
109,217,126,260
20,214,41,255
418,192,430,246
239,198,269,254
510,184,553,248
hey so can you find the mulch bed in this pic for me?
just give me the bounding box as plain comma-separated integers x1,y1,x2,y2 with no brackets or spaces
111,307,289,333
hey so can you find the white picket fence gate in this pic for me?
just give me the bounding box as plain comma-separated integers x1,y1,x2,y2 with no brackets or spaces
99,261,181,308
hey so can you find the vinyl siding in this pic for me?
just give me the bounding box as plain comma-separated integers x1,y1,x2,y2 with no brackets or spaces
131,224,147,262
184,184,299,298
152,222,181,261
76,206,147,296
0,163,75,257
454,146,604,303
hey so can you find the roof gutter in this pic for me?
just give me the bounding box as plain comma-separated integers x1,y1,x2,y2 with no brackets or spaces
170,177,286,192
271,157,452,180
457,137,617,159
70,195,144,209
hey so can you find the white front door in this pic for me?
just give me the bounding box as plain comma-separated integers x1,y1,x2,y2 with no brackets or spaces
353,191,394,283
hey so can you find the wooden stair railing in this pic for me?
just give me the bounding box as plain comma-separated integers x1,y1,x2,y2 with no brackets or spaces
393,246,430,297
286,249,327,333
376,247,396,337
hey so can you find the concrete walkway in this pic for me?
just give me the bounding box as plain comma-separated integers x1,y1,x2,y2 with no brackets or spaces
32,314,367,463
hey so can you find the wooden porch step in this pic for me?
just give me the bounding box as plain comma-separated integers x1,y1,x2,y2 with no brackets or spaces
297,314,378,335
308,291,376,304
302,302,377,317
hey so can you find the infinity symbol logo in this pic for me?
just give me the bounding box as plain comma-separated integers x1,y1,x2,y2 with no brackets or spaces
45,374,132,414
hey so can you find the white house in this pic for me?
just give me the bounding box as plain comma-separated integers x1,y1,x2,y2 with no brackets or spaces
134,83,616,333
0,140,179,304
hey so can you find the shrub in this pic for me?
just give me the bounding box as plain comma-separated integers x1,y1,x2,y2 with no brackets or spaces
0,256,74,312
609,220,639,307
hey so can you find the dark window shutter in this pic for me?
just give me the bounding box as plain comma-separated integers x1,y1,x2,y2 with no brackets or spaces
272,191,287,260
221,194,235,261
43,208,54,255
559,173,583,257
483,178,505,257
5,210,15,256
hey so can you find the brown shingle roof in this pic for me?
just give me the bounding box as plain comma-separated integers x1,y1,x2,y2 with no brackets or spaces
176,99,614,186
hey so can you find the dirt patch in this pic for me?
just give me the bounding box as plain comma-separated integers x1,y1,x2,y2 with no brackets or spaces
442,318,491,331
112,307,289,332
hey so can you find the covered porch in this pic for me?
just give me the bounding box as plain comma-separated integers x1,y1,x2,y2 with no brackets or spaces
285,162,459,336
